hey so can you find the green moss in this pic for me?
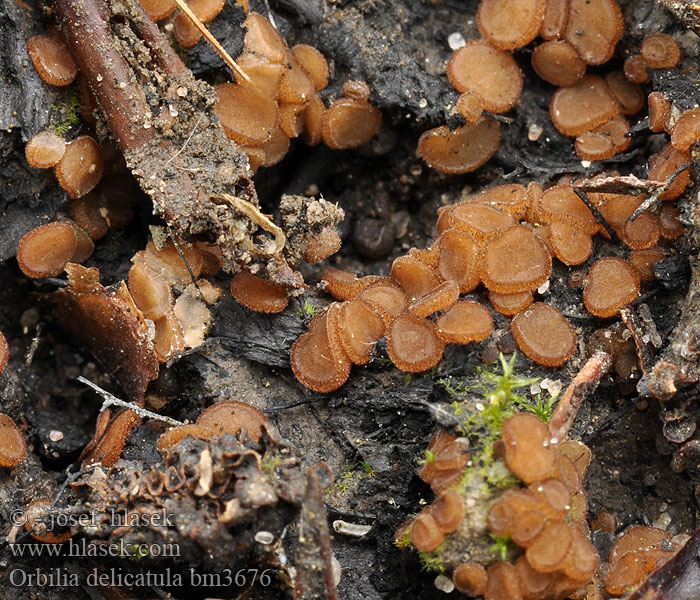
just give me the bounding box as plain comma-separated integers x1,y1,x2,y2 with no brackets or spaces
295,299,317,318
418,547,446,573
489,534,512,561
50,88,81,137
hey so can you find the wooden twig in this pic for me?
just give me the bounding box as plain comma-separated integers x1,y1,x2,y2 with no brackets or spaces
549,351,613,444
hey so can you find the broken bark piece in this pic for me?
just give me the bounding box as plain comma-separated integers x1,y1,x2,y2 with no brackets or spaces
45,264,159,403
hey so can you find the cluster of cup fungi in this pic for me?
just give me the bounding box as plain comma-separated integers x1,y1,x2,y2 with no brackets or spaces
7,0,700,599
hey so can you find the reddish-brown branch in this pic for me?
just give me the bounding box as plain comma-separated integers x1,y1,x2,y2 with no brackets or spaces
54,0,151,151
549,351,613,444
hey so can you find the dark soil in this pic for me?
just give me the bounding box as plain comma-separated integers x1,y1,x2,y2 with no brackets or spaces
1,0,700,599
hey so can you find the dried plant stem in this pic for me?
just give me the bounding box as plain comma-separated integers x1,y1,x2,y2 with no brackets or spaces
219,194,287,256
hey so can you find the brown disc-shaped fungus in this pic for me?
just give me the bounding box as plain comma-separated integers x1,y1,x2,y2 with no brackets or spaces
321,267,371,300
592,115,631,154
236,53,285,99
622,213,660,250
623,54,648,83
279,103,306,139
418,117,500,174
230,271,288,313
550,75,620,137
515,555,554,598
0,331,8,374
548,220,593,265
511,303,576,367
456,91,484,123
391,255,439,300
447,41,523,113
657,204,684,239
671,107,700,153
321,97,382,149
336,299,385,364
435,301,493,344
386,314,444,373
431,489,465,534
629,247,666,282
408,281,459,318
54,136,104,199
140,0,176,20
302,92,325,146
501,413,556,483
532,40,586,87
156,424,214,450
511,510,546,546
16,222,77,278
196,400,269,442
0,413,27,467
214,82,278,146
26,35,77,86
538,185,599,233
291,312,350,393
482,225,551,294
128,263,173,320
291,44,329,91
243,12,287,63
605,71,644,115
564,0,623,65
81,409,141,467
488,291,533,316
640,33,681,69
24,498,74,543
303,226,341,264
540,0,569,40
574,131,616,161
468,184,528,219
68,194,109,240
358,279,409,322
647,143,690,201
453,562,488,597
135,240,203,283
526,521,573,572
410,510,444,552
25,130,65,169
260,126,290,166
485,562,524,600
583,257,640,318
648,92,671,133
445,204,516,243
477,0,546,50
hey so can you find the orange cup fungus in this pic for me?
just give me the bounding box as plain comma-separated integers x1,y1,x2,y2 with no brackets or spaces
195,400,268,442
26,34,77,86
476,0,546,51
640,33,681,69
24,498,74,543
16,222,79,278
54,136,104,199
511,303,576,367
25,130,66,169
0,413,27,468
583,257,640,318
532,40,586,87
550,75,620,137
564,0,623,65
230,271,289,313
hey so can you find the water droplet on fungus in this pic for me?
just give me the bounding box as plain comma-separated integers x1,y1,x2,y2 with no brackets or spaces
583,257,640,318
26,35,77,86
418,117,501,174
230,271,289,313
196,400,269,442
0,413,26,467
25,130,65,169
564,0,623,65
640,33,681,69
511,302,576,367
16,222,78,278
482,225,552,294
550,75,620,137
54,136,104,199
435,301,493,344
386,314,444,372
447,41,523,113
532,40,586,87
477,0,547,50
